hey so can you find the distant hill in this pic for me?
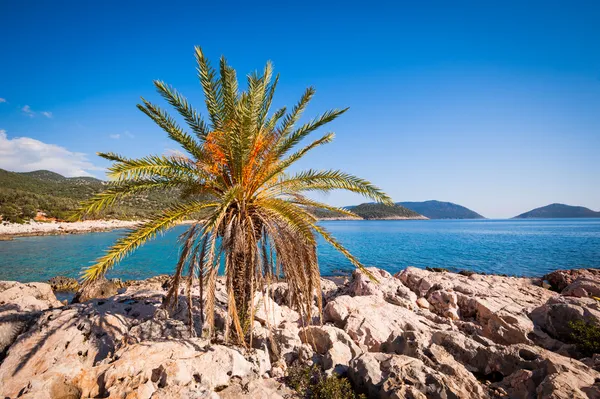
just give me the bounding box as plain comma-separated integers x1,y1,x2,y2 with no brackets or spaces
398,200,485,219
347,203,426,220
0,168,175,223
513,203,600,219
306,207,357,220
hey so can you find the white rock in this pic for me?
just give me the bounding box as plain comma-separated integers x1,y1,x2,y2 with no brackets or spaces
301,325,362,373
416,297,430,309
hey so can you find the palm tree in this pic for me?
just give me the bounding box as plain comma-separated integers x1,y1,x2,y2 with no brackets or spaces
77,47,393,344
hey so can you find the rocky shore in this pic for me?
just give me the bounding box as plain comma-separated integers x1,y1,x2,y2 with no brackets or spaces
0,220,143,239
1,267,599,398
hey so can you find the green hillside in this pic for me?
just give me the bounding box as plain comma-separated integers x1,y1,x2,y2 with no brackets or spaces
398,200,484,219
348,203,425,220
306,207,353,219
0,168,433,223
0,169,175,223
514,203,600,219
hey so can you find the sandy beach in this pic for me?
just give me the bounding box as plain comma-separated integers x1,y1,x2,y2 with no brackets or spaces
0,220,142,239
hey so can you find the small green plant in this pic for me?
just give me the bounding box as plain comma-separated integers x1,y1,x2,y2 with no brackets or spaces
286,364,365,399
568,319,600,357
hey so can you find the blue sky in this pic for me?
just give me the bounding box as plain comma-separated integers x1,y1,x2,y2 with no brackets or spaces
0,1,598,218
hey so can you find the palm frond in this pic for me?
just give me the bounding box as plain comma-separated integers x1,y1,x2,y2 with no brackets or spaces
73,178,196,220
256,132,334,188
154,80,210,140
102,154,200,182
275,108,348,158
288,195,360,219
195,46,223,129
81,201,217,282
271,169,393,205
278,87,315,137
137,98,204,158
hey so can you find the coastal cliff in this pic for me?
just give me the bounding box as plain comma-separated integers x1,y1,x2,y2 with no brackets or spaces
0,268,599,398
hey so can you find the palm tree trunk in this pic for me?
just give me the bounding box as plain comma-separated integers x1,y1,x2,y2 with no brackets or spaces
232,251,251,329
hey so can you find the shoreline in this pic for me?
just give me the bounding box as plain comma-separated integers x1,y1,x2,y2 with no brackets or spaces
0,220,143,240
37,265,591,293
361,215,429,220
0,217,430,239
0,219,202,240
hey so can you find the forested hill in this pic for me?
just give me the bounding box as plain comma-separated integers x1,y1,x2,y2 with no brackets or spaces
398,200,485,219
0,168,430,223
346,203,426,220
513,203,600,219
0,169,105,198
0,168,174,222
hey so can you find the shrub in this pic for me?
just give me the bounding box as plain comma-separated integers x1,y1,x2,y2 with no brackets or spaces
21,204,37,220
568,319,600,357
286,364,365,399
0,204,23,223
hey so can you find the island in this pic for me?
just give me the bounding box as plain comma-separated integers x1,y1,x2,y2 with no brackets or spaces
398,200,485,219
514,203,600,219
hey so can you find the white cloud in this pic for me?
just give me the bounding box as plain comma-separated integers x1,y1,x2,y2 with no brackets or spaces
0,98,6,103
0,129,104,177
21,105,53,118
110,131,134,140
22,105,34,117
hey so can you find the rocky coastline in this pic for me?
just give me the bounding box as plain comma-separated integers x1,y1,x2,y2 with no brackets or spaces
0,220,143,240
0,217,427,240
0,220,206,240
1,267,599,398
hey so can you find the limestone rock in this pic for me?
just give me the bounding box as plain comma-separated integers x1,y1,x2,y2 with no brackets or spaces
78,340,255,397
350,268,417,309
301,325,362,374
545,268,600,292
0,292,161,398
349,351,490,399
150,386,219,398
562,277,600,298
73,277,119,303
253,291,300,328
398,267,556,345
0,281,63,356
489,345,600,399
2,268,599,399
269,277,340,308
48,276,80,292
416,297,430,309
125,274,172,292
428,289,459,320
324,294,445,352
0,281,63,310
272,320,309,364
530,295,600,342
218,378,296,398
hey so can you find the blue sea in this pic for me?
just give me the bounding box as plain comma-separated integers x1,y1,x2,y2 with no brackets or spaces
0,219,599,283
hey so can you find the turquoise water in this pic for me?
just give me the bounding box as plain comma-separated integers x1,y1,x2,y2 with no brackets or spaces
0,219,599,282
